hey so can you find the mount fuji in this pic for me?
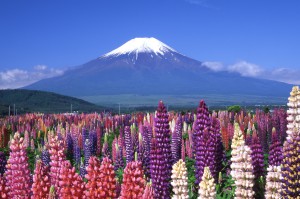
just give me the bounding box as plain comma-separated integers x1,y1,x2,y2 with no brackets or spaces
24,37,291,106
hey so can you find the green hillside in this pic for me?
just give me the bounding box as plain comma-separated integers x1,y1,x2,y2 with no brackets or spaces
0,89,104,116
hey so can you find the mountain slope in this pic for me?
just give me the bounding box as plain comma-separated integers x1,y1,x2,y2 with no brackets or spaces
0,89,103,115
24,37,292,105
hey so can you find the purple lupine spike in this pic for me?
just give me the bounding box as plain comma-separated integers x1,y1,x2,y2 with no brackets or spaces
73,144,81,169
268,128,283,166
79,158,87,179
124,126,134,164
89,130,97,156
245,129,252,145
281,131,300,197
41,147,51,167
171,115,183,165
150,101,172,199
193,100,215,185
131,124,139,154
138,132,150,180
114,142,124,171
84,139,92,167
181,139,186,161
66,133,73,161
250,131,265,179
82,127,88,150
0,152,6,176
211,116,224,178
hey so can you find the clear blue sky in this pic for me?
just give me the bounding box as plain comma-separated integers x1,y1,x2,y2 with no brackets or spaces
0,0,300,88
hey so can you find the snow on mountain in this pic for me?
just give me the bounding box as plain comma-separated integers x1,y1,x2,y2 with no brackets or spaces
103,37,177,58
24,37,292,104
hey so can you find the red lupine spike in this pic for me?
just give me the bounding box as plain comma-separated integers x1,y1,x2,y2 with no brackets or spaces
120,161,145,199
32,160,51,199
59,160,84,198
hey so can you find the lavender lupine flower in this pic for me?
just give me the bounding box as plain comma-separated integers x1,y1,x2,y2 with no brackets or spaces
41,147,51,166
73,142,81,169
181,139,186,161
193,100,216,185
268,128,283,166
84,139,92,167
124,126,134,164
150,101,172,199
171,116,183,165
5,132,31,198
89,130,97,155
0,151,7,176
281,130,300,198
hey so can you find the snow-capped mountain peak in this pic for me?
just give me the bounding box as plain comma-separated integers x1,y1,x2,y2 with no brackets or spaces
103,37,177,57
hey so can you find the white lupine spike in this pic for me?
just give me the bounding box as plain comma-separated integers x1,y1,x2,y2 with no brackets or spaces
265,165,282,199
198,167,216,199
286,86,300,139
171,159,189,199
230,144,255,199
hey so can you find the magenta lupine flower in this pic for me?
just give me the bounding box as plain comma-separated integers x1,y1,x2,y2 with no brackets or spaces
142,183,155,199
0,175,8,198
5,132,31,198
150,101,172,199
250,131,265,179
268,128,283,166
193,100,219,185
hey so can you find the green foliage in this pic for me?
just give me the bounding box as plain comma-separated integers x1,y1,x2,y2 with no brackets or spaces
0,89,104,116
216,174,235,199
115,168,124,184
227,105,241,113
182,132,189,140
185,157,197,199
26,148,39,173
263,106,270,113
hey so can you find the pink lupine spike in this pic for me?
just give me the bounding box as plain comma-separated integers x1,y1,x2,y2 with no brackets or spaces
5,132,31,198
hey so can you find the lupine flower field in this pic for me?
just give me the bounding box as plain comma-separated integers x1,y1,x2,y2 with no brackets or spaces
0,86,300,199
